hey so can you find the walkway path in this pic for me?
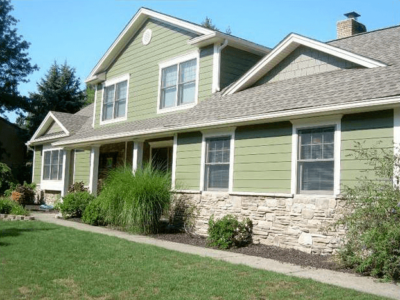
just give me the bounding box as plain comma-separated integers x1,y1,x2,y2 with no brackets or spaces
32,212,400,300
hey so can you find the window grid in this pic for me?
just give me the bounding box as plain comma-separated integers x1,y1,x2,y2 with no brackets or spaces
204,137,231,191
102,80,127,121
43,150,63,181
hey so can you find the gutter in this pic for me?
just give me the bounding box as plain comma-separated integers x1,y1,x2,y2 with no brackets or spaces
213,39,229,93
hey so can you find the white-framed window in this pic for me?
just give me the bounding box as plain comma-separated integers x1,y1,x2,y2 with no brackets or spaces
158,52,199,113
43,149,63,181
200,129,235,192
100,74,129,124
291,117,341,196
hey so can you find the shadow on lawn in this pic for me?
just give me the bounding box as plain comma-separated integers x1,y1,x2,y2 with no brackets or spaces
0,227,56,247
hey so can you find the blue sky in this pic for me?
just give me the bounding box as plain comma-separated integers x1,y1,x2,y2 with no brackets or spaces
7,0,400,122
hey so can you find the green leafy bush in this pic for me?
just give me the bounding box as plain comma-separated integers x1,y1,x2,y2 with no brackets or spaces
0,163,14,195
0,198,29,215
336,143,400,280
97,164,171,234
82,198,105,226
6,182,36,205
58,191,95,218
207,214,253,249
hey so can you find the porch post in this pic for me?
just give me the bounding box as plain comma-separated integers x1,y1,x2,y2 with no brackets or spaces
89,145,100,196
61,149,71,197
132,140,144,173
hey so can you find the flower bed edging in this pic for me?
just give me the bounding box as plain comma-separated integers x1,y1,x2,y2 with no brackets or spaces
0,214,35,221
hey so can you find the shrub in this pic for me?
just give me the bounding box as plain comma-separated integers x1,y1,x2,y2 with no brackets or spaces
68,181,88,193
98,164,171,234
58,191,95,218
5,182,36,205
0,198,29,215
82,198,105,226
207,214,253,249
336,143,400,280
0,163,14,195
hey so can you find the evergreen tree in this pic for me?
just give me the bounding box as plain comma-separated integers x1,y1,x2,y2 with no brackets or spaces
0,0,38,115
201,16,232,34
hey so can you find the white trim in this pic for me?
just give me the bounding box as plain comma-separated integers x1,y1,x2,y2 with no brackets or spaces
53,96,400,147
73,149,77,183
88,146,100,195
224,33,387,95
92,87,97,128
229,191,294,198
172,134,178,189
290,116,342,196
200,128,236,192
32,148,36,183
29,112,69,143
85,8,214,83
61,149,71,197
212,40,229,93
40,145,65,191
393,108,400,186
157,51,200,114
132,141,144,172
99,73,130,125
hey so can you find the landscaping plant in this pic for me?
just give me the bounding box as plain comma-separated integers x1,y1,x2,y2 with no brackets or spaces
82,198,105,226
7,182,36,205
0,162,14,195
97,164,171,234
68,181,88,193
336,143,400,280
0,197,29,215
207,214,253,249
57,191,95,218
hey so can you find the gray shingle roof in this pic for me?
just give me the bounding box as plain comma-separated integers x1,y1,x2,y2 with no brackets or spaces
53,25,400,145
50,111,89,135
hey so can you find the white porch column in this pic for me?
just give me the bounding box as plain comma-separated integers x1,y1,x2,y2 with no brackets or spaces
61,149,71,197
89,145,100,196
132,140,144,173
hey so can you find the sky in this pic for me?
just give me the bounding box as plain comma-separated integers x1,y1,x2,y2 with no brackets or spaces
6,0,400,122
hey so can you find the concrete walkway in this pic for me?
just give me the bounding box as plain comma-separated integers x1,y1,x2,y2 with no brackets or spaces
32,212,400,300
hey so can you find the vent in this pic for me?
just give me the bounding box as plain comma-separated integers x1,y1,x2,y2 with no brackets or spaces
142,29,152,45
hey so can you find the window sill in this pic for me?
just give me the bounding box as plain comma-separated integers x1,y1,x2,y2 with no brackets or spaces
157,103,196,114
99,117,127,126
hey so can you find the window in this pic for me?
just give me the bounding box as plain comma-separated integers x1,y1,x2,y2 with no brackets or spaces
204,137,231,191
102,80,128,121
43,150,63,180
297,127,334,194
159,57,197,110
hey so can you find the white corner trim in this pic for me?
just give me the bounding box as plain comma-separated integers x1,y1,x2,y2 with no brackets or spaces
224,33,387,95
92,87,97,128
290,116,342,196
32,148,36,183
88,145,100,195
99,74,130,126
172,134,178,189
157,51,200,115
394,108,400,147
200,128,236,192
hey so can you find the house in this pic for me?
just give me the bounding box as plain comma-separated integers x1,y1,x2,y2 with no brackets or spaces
27,8,400,254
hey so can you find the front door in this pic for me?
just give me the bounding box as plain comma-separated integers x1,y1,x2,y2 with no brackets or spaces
151,147,172,172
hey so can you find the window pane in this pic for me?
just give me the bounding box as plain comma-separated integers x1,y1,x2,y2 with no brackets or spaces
205,164,229,190
299,161,334,192
179,59,196,83
44,151,51,165
103,103,113,120
114,100,126,118
58,151,63,180
51,150,59,166
104,85,115,103
178,81,196,105
43,166,50,180
162,65,177,87
58,165,63,180
311,131,322,144
161,87,176,108
323,129,334,143
311,144,322,159
300,145,312,160
323,144,334,159
116,81,127,101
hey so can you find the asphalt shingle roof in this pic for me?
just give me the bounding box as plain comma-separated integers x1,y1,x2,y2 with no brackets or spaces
38,26,400,145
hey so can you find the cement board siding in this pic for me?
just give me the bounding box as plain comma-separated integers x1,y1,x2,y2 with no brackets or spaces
175,132,202,190
94,19,213,128
341,110,393,188
234,122,292,193
220,46,262,90
33,146,42,184
45,121,63,135
74,150,91,186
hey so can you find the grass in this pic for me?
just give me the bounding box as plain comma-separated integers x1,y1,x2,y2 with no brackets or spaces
0,221,388,300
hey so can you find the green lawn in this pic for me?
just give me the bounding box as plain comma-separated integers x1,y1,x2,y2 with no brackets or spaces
0,221,387,300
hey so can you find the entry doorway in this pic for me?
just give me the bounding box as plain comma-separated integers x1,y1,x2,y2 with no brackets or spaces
149,140,173,173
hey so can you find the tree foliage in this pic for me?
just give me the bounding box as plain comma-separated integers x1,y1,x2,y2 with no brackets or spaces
0,0,38,115
23,61,85,136
201,16,232,34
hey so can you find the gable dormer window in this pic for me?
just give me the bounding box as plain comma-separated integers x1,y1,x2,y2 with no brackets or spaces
100,74,129,124
158,52,199,113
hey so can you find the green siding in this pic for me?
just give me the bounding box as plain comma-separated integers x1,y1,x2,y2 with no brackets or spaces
33,146,42,184
175,132,202,190
234,122,292,193
341,110,393,188
45,121,63,135
94,19,213,128
220,46,262,90
74,150,91,186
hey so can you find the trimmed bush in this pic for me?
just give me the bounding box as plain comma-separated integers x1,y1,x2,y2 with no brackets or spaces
207,214,253,249
58,191,95,218
0,198,29,215
82,198,105,226
97,164,171,234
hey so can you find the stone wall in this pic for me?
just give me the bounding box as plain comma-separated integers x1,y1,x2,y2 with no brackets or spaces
35,186,61,205
175,192,346,255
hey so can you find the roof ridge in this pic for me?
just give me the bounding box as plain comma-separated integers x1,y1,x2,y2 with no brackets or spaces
327,24,400,43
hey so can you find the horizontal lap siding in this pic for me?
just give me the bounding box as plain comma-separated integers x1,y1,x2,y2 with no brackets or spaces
341,110,393,188
234,122,292,193
45,122,63,134
33,146,42,184
74,150,91,186
198,45,213,101
175,132,202,190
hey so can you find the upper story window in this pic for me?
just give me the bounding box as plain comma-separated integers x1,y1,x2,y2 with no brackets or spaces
158,52,199,113
43,149,63,181
101,74,129,124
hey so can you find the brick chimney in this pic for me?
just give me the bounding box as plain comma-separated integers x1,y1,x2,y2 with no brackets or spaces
337,12,366,39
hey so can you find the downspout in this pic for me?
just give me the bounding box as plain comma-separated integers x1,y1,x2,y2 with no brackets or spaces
213,39,228,93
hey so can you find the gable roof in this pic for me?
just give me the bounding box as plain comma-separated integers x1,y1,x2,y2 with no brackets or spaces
86,7,270,83
223,33,387,95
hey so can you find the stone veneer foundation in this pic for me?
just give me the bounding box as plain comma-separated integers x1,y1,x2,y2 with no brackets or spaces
35,186,61,205
174,191,346,255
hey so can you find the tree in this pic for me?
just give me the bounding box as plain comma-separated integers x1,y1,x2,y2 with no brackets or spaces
23,61,85,136
201,16,232,34
0,0,38,115
84,84,95,106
